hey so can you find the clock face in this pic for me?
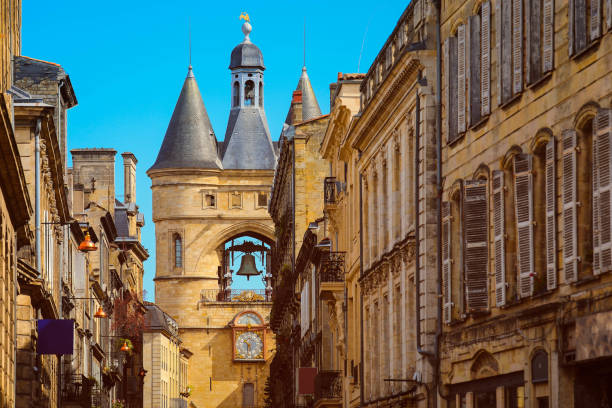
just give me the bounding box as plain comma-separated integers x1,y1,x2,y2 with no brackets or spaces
235,331,264,360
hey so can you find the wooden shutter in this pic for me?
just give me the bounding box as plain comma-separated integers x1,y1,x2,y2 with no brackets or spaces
591,0,602,40
546,139,558,290
607,0,612,32
562,130,578,283
492,171,507,306
593,128,601,275
496,0,503,105
569,0,575,55
442,201,453,323
464,179,489,311
458,24,467,134
527,0,542,83
514,154,534,298
481,1,491,116
501,0,514,103
512,0,523,95
542,0,554,73
469,15,482,126
596,109,612,272
445,37,459,143
575,0,587,52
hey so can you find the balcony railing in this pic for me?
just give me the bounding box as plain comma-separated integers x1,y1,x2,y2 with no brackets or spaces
200,289,272,302
319,252,345,283
61,374,92,406
314,370,342,401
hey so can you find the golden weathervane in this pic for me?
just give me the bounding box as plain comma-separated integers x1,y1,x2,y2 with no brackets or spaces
240,12,250,22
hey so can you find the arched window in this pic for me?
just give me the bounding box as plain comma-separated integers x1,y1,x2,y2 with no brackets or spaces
174,234,182,268
531,350,548,383
233,82,240,107
244,80,255,106
258,82,263,107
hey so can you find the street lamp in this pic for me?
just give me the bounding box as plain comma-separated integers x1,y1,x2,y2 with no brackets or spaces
78,232,97,252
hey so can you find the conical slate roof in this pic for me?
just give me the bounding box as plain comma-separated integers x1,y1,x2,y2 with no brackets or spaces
149,66,222,171
297,66,321,121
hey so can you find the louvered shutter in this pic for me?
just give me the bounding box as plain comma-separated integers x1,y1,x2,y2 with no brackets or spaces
596,109,612,272
569,0,575,55
500,0,514,103
546,139,558,289
445,37,459,143
442,202,453,323
593,129,601,275
469,15,481,126
512,0,523,95
481,1,491,116
575,0,587,52
496,0,503,105
492,171,507,306
464,179,489,311
607,0,612,32
514,154,535,297
526,0,542,83
542,0,554,72
591,0,602,40
458,24,467,134
562,130,579,283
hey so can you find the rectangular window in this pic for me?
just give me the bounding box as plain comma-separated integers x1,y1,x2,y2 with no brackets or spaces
242,383,254,407
526,0,554,83
204,193,216,208
467,2,491,126
231,192,242,208
463,179,489,311
257,192,268,208
568,0,602,56
497,0,523,105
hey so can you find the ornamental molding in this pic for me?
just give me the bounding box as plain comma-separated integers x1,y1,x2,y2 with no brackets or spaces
360,237,416,296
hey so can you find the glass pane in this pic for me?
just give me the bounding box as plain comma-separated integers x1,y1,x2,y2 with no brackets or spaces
475,390,496,408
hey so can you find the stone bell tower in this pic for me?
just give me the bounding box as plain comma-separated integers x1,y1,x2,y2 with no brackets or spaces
148,18,276,408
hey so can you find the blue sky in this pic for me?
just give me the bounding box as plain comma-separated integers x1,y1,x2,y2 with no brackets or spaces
22,0,408,301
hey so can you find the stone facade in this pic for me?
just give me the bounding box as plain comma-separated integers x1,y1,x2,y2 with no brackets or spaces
438,0,612,403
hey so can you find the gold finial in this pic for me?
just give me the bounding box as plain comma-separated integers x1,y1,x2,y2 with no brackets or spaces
240,12,250,22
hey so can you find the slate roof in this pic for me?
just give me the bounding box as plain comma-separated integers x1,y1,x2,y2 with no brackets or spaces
14,56,77,107
144,303,178,337
149,66,223,171
221,107,276,169
296,66,322,121
230,42,265,70
114,201,130,238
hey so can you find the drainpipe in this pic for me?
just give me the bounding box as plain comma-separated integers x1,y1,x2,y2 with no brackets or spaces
35,118,41,274
358,153,364,407
292,137,297,406
434,0,446,404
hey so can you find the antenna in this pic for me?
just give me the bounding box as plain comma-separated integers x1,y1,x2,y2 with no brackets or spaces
358,18,371,73
189,17,192,67
303,17,306,67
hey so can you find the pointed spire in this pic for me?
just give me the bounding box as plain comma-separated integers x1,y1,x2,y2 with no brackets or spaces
297,66,322,121
149,66,222,171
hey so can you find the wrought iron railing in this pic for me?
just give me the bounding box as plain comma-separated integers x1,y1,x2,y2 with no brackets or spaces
324,177,338,205
200,289,272,302
314,370,342,401
319,252,346,283
61,374,92,405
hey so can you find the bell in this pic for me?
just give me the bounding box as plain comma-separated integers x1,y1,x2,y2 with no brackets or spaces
235,253,260,280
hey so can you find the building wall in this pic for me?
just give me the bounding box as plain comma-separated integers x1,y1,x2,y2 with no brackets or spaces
150,166,275,408
439,0,612,405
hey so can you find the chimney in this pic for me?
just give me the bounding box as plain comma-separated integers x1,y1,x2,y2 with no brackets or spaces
122,152,138,203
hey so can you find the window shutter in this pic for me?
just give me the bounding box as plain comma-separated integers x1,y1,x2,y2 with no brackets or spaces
607,0,612,32
527,0,542,83
492,171,507,306
445,37,459,143
569,0,575,55
593,129,601,275
463,179,489,311
562,130,579,283
542,0,554,73
469,15,482,126
512,0,523,95
591,0,602,40
481,1,491,116
496,0,503,106
546,138,558,290
575,0,587,52
501,0,514,103
457,24,467,134
442,201,453,323
596,109,612,272
514,154,535,298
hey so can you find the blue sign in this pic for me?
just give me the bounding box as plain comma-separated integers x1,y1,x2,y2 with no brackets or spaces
37,319,74,355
